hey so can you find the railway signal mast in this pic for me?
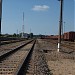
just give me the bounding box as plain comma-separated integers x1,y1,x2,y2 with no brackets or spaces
58,0,63,52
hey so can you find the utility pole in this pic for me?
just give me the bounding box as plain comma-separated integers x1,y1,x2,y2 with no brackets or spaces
57,0,63,52
0,0,2,45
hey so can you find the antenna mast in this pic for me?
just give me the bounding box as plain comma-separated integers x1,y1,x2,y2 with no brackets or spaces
22,12,24,38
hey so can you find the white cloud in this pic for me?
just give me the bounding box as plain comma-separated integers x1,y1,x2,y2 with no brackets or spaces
32,5,49,11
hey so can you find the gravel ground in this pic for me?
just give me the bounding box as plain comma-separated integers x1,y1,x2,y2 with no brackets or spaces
47,59,75,75
45,51,75,75
37,39,75,75
33,42,52,75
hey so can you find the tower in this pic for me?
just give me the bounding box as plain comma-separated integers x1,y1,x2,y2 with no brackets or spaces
22,12,24,38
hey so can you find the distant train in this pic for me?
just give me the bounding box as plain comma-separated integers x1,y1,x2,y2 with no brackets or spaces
41,31,75,42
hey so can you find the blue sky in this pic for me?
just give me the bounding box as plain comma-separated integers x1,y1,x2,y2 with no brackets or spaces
1,0,74,35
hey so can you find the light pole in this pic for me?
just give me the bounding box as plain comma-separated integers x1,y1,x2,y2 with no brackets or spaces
57,0,63,52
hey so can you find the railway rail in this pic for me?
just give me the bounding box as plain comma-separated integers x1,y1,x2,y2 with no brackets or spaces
0,40,33,61
0,39,35,75
0,39,52,75
60,44,75,54
18,39,51,75
0,39,26,45
0,39,74,75
39,39,75,55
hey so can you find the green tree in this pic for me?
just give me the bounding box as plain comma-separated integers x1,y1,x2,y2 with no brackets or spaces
30,33,33,38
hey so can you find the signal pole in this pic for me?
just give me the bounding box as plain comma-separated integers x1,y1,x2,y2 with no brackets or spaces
58,0,63,52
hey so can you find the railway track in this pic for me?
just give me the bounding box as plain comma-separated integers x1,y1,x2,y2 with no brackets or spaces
0,39,51,75
19,39,51,75
0,40,35,75
0,39,25,45
43,39,75,54
0,40,33,60
1,38,74,75
59,41,75,54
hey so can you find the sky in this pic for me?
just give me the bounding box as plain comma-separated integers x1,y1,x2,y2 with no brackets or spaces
1,0,74,35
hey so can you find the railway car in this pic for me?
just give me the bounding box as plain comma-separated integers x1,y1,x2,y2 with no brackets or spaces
64,31,75,41
40,31,75,42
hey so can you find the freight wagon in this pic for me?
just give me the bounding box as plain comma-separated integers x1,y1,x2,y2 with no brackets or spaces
41,31,75,42
64,31,75,41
